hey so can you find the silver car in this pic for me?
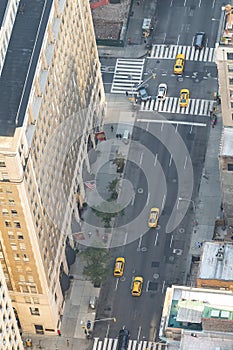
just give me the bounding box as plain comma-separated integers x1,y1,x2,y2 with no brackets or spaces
157,83,167,101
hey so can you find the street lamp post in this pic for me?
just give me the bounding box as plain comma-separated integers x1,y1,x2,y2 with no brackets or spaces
178,197,196,213
81,317,116,338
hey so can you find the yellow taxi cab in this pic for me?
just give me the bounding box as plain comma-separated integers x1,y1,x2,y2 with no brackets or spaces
113,257,125,277
131,276,143,297
148,207,160,228
179,89,190,108
174,54,185,74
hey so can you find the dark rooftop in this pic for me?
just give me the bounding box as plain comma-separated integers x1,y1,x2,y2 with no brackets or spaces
0,0,8,28
0,0,53,137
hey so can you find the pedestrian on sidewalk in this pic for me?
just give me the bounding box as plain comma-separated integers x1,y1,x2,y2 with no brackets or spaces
66,339,70,347
57,329,61,336
111,125,114,132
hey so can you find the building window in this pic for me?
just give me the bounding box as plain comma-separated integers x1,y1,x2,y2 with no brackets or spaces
8,199,15,205
19,243,26,250
227,52,233,60
11,210,18,216
2,172,9,181
0,161,6,167
30,307,40,316
228,163,233,171
5,220,11,227
19,275,25,282
229,65,233,72
30,286,37,294
32,297,39,304
8,232,14,240
24,297,31,304
23,254,29,262
34,325,44,334
14,254,20,261
2,209,9,216
14,221,21,228
17,233,24,240
230,78,233,85
21,285,29,293
28,275,34,283
10,243,17,251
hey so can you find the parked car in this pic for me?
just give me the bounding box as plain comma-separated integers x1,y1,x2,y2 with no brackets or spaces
138,86,151,101
157,83,167,101
193,32,206,49
117,328,129,350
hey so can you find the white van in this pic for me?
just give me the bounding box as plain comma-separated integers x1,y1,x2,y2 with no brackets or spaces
123,130,130,144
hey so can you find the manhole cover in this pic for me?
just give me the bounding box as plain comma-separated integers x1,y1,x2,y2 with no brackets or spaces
195,78,199,82
138,188,143,194
148,282,158,291
178,77,183,82
120,276,126,282
151,261,160,267
179,228,185,233
153,273,160,279
141,247,147,252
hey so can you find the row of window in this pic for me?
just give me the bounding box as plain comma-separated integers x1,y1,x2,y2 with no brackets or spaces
2,209,18,216
5,221,21,228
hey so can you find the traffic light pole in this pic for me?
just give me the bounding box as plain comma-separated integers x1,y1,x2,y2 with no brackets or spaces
81,317,117,338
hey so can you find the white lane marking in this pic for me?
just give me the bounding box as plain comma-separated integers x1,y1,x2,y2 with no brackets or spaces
146,192,150,206
146,280,150,292
190,124,193,134
131,192,135,206
131,276,134,289
105,325,110,339
137,118,207,127
154,153,158,166
115,278,119,291
154,232,158,246
169,154,173,167
162,194,166,210
170,234,173,248
146,121,149,131
93,338,99,350
170,0,173,6
161,122,164,131
176,34,180,46
175,123,178,133
137,326,142,343
124,232,128,246
137,234,143,250
212,0,215,8
162,280,166,293
184,155,187,169
163,32,166,44
139,152,143,165
198,0,201,7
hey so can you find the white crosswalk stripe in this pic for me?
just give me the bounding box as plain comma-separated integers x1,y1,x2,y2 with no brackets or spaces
140,97,214,116
149,44,215,62
111,58,145,94
92,338,163,350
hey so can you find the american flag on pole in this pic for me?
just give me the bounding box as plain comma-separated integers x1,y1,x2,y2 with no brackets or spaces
84,181,96,191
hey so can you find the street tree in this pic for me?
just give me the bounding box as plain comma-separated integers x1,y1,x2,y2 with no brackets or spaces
79,247,111,287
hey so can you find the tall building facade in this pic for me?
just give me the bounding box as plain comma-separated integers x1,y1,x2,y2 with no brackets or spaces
216,5,233,232
0,262,24,350
0,0,105,335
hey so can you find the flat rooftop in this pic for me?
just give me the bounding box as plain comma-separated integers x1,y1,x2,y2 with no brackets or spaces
220,127,233,157
167,286,233,331
180,331,233,350
198,241,233,281
0,0,53,137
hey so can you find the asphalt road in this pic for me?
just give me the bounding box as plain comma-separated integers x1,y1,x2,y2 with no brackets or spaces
92,0,220,342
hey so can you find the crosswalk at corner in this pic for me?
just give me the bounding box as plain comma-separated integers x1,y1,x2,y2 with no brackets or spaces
111,58,145,94
149,44,215,62
92,337,166,350
140,97,214,117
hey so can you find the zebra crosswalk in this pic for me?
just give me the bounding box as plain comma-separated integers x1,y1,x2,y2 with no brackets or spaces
140,97,214,116
92,337,165,350
149,44,215,62
111,58,145,94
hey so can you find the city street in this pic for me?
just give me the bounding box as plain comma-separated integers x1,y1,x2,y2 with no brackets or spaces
92,0,222,347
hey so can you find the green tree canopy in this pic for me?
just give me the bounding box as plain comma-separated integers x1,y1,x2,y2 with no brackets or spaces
79,247,112,287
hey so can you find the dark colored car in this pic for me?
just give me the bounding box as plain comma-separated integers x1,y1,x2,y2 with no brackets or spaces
138,86,151,101
193,32,206,49
117,329,129,350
